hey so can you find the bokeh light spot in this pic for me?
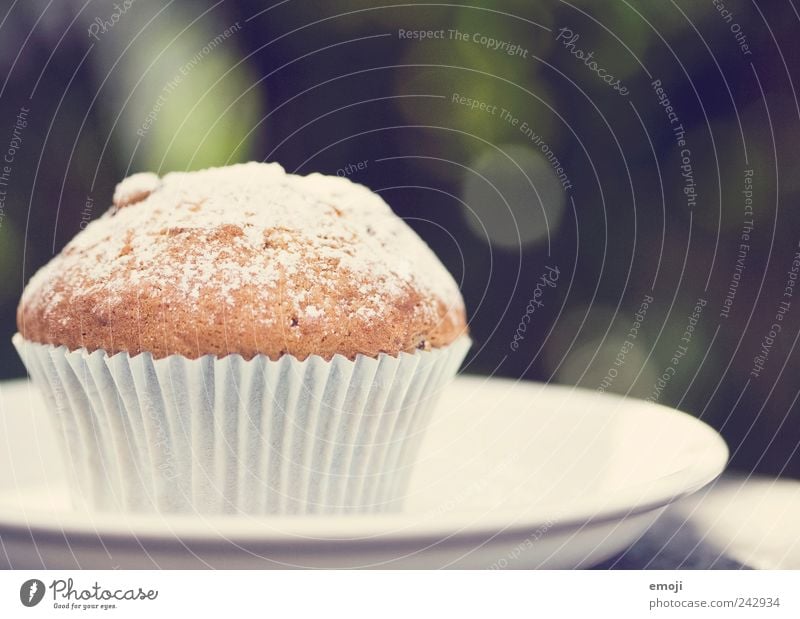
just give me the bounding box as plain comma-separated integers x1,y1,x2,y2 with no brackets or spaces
461,144,567,250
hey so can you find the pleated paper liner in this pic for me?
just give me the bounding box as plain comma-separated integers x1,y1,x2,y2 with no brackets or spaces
12,333,470,515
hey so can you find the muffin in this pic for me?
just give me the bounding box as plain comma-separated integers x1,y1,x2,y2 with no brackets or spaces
14,162,470,514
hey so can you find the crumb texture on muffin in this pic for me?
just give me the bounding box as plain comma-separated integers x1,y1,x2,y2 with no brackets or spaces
18,162,468,360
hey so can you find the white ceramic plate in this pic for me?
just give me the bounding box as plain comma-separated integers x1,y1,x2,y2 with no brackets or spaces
0,376,727,569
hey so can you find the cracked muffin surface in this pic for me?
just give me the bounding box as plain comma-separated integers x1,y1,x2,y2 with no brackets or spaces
17,162,468,360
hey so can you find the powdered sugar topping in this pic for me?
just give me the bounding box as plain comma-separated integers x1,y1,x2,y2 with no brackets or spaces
24,162,464,335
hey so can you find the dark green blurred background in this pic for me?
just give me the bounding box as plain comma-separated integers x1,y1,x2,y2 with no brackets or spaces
1,1,798,476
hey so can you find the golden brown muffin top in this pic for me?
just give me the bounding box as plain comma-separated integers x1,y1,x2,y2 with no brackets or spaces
17,162,467,360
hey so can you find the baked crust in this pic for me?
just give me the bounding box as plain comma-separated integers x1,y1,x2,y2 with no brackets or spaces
17,163,467,360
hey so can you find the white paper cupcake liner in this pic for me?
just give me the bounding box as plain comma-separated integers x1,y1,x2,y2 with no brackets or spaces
12,333,470,515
